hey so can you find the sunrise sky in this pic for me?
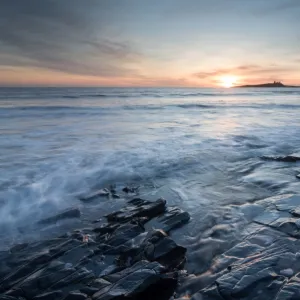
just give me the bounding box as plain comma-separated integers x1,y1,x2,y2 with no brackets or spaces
0,0,300,87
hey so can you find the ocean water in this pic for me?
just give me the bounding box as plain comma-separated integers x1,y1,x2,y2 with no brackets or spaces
1,87,300,273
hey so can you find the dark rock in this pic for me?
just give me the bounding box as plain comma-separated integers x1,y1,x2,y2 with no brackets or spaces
92,223,119,235
91,261,177,300
33,291,63,300
80,189,110,202
262,153,300,162
0,296,19,300
105,198,166,223
275,274,300,299
50,267,94,290
9,243,29,253
104,223,145,248
148,206,190,233
79,286,99,296
118,229,186,270
37,208,81,225
122,186,138,193
64,291,87,300
0,194,188,300
11,260,75,298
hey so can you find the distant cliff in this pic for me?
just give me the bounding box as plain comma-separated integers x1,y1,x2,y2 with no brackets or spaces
234,81,298,88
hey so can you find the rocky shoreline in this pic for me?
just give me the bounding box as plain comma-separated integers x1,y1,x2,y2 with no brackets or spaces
0,189,190,300
1,174,300,299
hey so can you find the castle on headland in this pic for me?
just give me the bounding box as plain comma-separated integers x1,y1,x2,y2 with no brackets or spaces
235,80,298,88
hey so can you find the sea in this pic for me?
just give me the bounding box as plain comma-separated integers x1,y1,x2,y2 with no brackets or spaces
1,87,300,276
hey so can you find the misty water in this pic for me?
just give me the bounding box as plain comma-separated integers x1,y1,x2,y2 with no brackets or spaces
1,87,300,277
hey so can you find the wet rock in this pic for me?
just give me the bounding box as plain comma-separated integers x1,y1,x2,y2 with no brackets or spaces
10,260,75,298
122,186,139,194
50,267,94,290
0,195,189,300
280,268,294,277
80,189,110,202
105,198,166,223
275,195,300,212
79,286,99,296
64,291,87,300
117,229,186,271
105,223,145,248
37,208,81,225
275,274,300,299
0,296,19,300
92,261,177,300
9,243,29,253
149,207,190,233
33,291,63,300
262,153,300,162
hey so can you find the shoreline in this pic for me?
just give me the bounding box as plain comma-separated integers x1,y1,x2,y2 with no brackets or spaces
1,177,300,299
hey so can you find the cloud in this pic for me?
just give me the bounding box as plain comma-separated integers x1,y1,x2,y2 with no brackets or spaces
0,0,142,77
193,65,296,79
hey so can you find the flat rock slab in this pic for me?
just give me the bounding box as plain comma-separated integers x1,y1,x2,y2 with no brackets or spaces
193,194,300,300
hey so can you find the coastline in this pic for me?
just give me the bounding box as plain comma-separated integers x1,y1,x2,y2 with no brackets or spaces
2,157,300,300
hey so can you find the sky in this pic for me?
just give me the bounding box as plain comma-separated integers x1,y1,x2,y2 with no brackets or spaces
0,0,300,87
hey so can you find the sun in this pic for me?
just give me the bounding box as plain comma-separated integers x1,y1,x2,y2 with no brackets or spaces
220,75,238,88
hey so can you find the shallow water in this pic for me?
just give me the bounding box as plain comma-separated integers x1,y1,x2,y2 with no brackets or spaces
1,87,300,274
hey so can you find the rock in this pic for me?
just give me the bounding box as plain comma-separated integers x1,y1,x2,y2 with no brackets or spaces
79,286,99,296
91,261,177,300
105,198,166,223
50,267,94,290
280,268,294,277
117,229,186,271
0,296,20,300
149,206,190,233
274,274,300,299
37,208,81,225
64,291,87,300
0,194,188,300
296,174,300,179
9,243,29,253
122,186,138,193
262,153,300,162
104,223,145,248
275,195,300,211
80,189,110,202
33,291,63,300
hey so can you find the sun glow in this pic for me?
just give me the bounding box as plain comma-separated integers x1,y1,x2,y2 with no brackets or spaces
220,75,238,88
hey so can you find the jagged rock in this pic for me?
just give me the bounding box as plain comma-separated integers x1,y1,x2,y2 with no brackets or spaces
105,198,166,222
9,243,29,253
64,291,87,300
37,208,81,225
115,229,186,271
33,291,63,300
91,261,177,300
262,153,300,162
0,296,20,300
275,273,300,299
122,186,139,194
148,206,190,233
0,196,189,300
104,222,145,248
